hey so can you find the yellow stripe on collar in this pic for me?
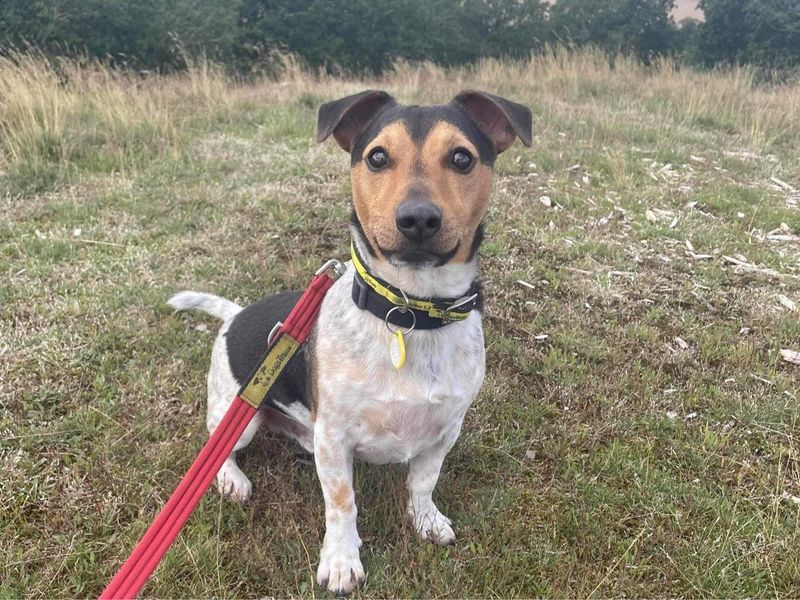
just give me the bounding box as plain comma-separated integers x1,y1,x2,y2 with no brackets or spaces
349,242,471,322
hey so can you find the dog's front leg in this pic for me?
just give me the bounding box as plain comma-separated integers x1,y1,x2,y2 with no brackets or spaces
314,424,365,596
406,426,460,545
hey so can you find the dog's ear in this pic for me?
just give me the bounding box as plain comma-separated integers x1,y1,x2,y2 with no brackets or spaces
317,90,396,152
452,90,532,153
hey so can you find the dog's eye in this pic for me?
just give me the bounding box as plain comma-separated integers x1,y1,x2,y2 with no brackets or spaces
367,147,388,170
451,148,473,172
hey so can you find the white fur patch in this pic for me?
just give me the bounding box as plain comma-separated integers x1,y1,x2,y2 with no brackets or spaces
168,291,242,321
192,248,485,596
309,255,484,594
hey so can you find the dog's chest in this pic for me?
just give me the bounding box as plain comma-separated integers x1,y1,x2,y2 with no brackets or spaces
314,273,485,464
349,347,482,463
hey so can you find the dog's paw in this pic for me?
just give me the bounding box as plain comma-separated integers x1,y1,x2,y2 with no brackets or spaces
408,505,455,545
316,547,365,596
215,462,252,503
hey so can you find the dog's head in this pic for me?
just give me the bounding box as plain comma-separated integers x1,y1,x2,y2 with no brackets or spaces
317,90,532,268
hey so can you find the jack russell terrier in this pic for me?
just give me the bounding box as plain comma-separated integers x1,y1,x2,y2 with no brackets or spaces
168,89,532,595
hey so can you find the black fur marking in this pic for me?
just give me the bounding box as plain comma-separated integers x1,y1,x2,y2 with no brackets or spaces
403,105,438,145
350,104,497,168
350,209,377,257
467,221,485,262
378,241,459,268
473,280,485,314
225,291,310,411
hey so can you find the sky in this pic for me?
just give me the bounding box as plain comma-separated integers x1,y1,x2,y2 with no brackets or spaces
673,0,703,21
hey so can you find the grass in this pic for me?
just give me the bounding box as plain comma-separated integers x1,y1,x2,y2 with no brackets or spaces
1,48,799,598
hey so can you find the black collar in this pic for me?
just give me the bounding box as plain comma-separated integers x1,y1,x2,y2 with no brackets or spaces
349,243,482,330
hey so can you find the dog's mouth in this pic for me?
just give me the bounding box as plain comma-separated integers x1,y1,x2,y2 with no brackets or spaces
378,242,460,268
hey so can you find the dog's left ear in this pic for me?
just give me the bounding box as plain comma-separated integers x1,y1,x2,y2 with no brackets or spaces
452,90,532,153
317,90,396,152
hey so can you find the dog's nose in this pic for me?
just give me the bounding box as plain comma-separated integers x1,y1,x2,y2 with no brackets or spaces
395,200,442,242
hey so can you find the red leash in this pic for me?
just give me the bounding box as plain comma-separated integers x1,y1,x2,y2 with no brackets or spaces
100,260,344,599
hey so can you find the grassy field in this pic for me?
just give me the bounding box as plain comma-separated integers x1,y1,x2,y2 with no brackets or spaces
1,49,799,598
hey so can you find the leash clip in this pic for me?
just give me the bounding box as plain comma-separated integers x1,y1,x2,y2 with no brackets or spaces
442,293,478,324
315,259,346,280
267,321,283,346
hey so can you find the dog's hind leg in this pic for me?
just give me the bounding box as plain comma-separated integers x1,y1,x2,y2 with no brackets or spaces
206,326,261,503
213,412,263,503
262,405,314,453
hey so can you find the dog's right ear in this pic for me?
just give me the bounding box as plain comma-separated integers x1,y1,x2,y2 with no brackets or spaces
317,90,396,152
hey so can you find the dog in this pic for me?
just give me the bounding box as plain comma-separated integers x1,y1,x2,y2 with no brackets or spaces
168,89,531,595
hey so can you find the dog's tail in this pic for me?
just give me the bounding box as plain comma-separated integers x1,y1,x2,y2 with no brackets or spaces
167,291,242,322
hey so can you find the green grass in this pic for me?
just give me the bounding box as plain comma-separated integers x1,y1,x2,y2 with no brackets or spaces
1,51,800,598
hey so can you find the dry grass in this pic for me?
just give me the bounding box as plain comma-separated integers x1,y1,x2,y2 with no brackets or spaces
2,48,799,179
1,49,799,598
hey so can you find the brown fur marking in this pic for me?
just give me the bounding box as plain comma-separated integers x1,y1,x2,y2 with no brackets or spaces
420,122,492,263
330,481,352,512
351,121,492,264
315,443,331,465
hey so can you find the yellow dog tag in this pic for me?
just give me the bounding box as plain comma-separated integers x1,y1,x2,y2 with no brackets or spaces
389,330,406,369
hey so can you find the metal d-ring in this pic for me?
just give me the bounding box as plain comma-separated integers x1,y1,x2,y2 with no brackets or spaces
385,305,416,335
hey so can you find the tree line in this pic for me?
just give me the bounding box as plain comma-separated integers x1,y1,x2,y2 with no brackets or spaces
2,0,798,74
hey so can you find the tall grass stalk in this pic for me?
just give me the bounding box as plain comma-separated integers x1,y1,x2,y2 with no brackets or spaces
1,47,798,189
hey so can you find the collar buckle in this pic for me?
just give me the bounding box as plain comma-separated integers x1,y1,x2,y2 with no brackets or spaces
441,293,479,324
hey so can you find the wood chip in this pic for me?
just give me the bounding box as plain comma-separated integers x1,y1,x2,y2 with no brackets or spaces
780,349,800,366
780,492,800,506
516,280,536,291
777,294,796,311
749,373,774,386
722,255,798,280
771,176,797,192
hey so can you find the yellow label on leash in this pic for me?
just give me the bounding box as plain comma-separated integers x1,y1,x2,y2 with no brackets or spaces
239,334,300,408
389,330,406,369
